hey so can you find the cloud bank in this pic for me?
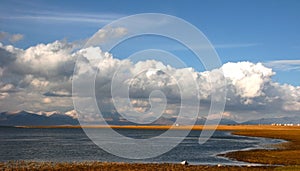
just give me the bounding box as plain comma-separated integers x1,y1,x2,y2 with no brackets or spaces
0,40,299,121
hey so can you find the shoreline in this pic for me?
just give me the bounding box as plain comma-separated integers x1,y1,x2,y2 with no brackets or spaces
0,161,281,171
2,125,300,170
221,128,300,165
14,124,300,131
216,131,286,165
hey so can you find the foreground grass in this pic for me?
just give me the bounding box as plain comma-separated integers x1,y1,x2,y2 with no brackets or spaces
0,161,281,171
222,128,300,165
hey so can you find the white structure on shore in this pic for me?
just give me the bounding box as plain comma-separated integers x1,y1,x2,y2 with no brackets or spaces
271,123,300,126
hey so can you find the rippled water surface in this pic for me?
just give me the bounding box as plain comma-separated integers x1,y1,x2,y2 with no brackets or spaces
0,127,282,165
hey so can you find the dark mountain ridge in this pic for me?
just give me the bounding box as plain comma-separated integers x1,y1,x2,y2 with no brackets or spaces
2,110,298,126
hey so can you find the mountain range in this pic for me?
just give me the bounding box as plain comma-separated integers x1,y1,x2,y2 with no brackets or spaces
0,110,299,126
242,116,300,125
0,110,79,126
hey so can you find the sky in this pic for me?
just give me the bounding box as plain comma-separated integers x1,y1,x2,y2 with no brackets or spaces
0,0,300,122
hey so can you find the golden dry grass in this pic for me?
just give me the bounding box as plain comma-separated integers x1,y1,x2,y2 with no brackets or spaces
0,161,278,171
222,128,300,165
217,126,300,165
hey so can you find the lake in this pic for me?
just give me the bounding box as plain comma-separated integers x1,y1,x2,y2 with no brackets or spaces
0,127,282,165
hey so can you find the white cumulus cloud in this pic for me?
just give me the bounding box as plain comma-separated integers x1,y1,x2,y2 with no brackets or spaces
0,40,299,121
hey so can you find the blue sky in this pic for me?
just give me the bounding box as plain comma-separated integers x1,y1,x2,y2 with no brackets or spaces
1,0,300,120
1,0,300,85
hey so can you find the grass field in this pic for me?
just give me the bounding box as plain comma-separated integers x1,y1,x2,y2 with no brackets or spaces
3,125,300,170
222,127,300,165
0,161,281,171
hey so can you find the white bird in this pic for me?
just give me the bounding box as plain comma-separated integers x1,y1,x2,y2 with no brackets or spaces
180,160,189,165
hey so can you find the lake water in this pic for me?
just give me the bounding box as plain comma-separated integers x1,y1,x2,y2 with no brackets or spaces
0,127,282,165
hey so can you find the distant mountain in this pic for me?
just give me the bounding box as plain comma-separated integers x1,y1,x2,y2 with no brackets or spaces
0,110,240,126
242,116,300,125
10,109,298,126
105,116,176,125
0,110,178,126
0,110,79,126
106,117,238,126
195,117,206,125
218,118,238,125
194,117,238,125
37,110,78,119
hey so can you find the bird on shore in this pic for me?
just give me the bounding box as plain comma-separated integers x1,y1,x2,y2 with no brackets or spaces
180,160,189,165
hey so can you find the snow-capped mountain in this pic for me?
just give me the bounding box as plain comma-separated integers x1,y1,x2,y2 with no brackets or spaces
36,110,78,119
0,110,79,126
